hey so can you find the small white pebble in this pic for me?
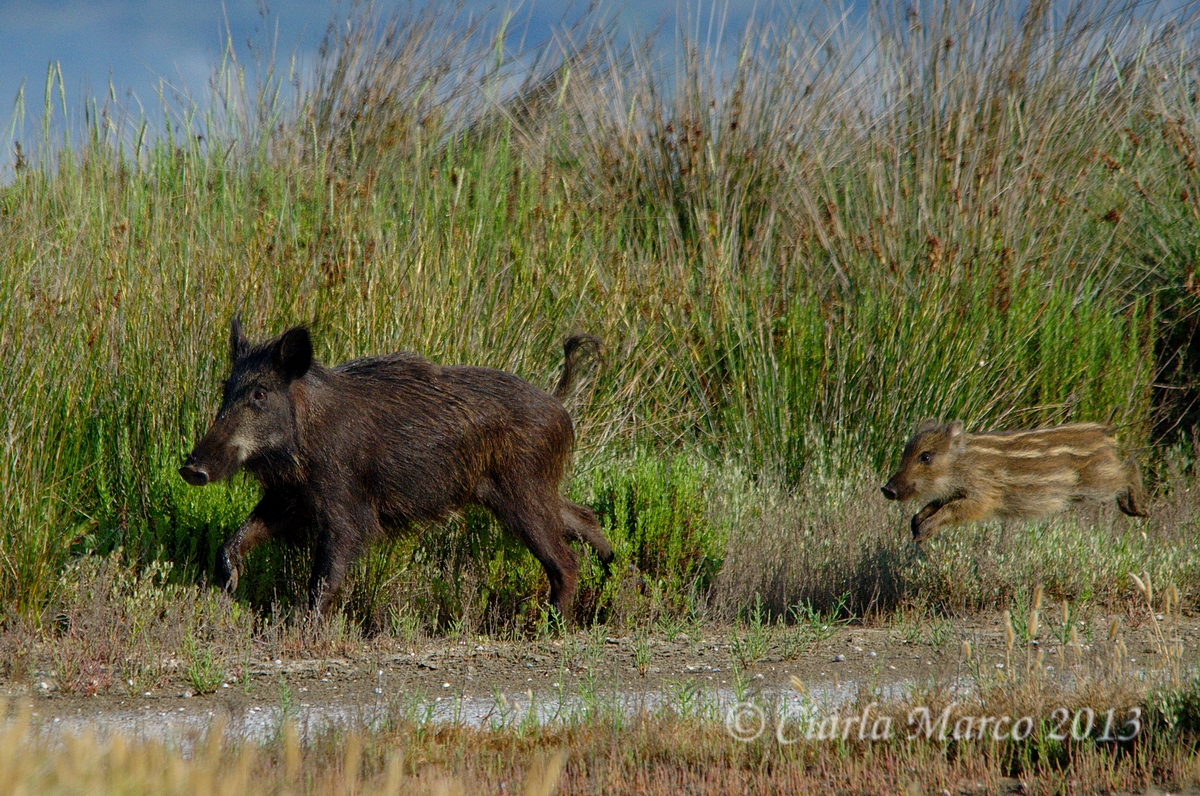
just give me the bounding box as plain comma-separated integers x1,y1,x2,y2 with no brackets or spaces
443,682,451,688
274,659,282,665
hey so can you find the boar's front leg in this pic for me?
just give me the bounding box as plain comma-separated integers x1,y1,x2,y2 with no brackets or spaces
307,500,382,617
216,489,308,593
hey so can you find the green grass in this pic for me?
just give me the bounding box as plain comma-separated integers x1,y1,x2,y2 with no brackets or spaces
0,0,1198,626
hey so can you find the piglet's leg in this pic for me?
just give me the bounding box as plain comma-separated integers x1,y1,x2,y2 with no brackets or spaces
911,496,991,542
217,490,304,593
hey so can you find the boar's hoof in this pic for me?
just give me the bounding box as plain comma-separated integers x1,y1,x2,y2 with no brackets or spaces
215,549,240,593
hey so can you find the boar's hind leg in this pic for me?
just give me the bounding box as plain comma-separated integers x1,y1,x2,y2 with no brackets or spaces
561,499,615,572
217,490,307,593
1117,458,1150,518
308,502,381,617
480,482,579,615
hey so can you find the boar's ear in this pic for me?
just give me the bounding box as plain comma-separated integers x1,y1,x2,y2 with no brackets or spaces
916,417,940,435
229,315,250,363
272,327,312,381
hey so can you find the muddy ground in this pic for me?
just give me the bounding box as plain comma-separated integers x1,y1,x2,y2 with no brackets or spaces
7,610,1198,738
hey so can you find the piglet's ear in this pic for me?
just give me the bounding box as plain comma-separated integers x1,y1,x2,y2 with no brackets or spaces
947,420,966,451
916,417,940,435
229,314,250,363
273,327,312,381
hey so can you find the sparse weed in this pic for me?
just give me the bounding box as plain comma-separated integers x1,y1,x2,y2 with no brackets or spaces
277,679,299,722
182,632,224,695
388,605,422,649
729,596,771,670
896,608,924,647
633,634,651,678
928,617,952,653
779,595,852,659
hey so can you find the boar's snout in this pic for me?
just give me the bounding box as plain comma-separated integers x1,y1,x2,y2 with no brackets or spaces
179,460,211,487
880,483,899,501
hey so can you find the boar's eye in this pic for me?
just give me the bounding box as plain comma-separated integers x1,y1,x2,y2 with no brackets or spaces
251,389,267,404
918,451,932,465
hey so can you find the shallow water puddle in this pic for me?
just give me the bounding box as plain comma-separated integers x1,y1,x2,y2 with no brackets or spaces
26,677,924,749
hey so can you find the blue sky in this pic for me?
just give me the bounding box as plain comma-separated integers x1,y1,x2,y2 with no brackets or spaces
0,1,780,131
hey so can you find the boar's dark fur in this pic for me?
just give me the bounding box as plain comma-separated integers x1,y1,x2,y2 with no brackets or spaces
180,318,613,617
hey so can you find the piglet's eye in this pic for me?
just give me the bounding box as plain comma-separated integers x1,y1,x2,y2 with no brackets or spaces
918,452,932,464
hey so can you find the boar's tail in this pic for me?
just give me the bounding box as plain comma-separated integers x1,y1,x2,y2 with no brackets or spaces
554,334,602,401
1117,457,1151,518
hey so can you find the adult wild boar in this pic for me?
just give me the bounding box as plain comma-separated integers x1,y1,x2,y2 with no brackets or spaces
880,419,1149,541
179,318,614,616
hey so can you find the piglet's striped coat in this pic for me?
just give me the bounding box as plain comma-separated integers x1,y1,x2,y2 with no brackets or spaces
880,420,1148,541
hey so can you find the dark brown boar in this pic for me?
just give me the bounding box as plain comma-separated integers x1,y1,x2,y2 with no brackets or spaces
880,419,1149,541
179,318,613,616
